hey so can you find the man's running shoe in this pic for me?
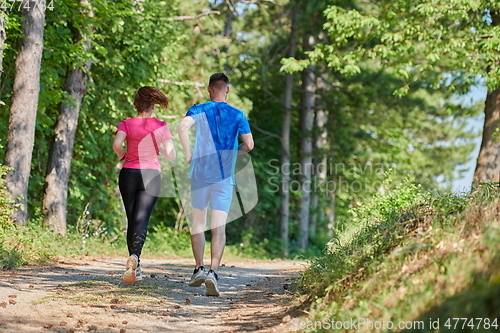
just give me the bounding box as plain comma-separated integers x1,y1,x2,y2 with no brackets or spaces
204,270,220,297
123,254,138,285
135,264,143,281
188,266,206,287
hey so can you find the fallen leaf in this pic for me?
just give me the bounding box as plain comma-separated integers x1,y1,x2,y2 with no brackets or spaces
122,321,128,324
59,321,67,326
8,300,16,305
8,295,17,298
109,323,117,327
173,305,181,309
43,324,53,329
185,297,191,305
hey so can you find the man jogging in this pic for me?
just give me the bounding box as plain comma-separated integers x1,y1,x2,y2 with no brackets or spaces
178,73,254,296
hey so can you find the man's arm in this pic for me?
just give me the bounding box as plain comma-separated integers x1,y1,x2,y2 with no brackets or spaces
238,133,254,154
113,131,127,160
178,116,195,164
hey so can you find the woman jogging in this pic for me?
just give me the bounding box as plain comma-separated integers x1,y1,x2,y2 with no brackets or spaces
113,86,176,285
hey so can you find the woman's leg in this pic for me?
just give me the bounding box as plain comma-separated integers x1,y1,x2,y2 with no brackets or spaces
118,168,139,256
130,170,161,257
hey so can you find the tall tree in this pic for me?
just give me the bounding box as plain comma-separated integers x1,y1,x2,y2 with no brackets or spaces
4,3,46,225
310,73,328,239
473,10,500,186
288,1,500,187
297,34,316,250
42,0,93,235
0,11,5,87
280,6,298,256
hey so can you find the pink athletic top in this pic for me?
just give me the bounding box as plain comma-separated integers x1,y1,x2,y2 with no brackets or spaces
116,117,172,171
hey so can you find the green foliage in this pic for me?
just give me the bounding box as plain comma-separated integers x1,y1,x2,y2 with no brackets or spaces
0,0,484,262
144,225,193,258
309,0,500,90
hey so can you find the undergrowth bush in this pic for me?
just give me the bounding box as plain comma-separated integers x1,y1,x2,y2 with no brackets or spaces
298,181,500,332
302,177,431,300
0,164,15,226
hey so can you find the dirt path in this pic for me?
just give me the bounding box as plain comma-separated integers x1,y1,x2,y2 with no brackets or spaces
0,256,306,333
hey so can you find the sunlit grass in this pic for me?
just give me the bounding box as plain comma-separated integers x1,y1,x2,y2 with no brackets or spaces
299,183,500,332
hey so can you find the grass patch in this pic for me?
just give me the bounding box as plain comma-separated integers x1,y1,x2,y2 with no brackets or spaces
0,220,252,268
298,182,500,332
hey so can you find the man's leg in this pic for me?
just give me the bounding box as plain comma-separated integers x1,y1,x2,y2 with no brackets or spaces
204,209,228,296
209,210,228,273
191,207,207,269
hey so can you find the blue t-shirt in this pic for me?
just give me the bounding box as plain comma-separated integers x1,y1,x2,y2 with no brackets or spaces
186,101,251,185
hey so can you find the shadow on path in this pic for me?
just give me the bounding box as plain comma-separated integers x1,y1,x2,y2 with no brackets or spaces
0,256,304,333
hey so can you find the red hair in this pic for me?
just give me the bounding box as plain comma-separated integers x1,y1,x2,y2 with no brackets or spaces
133,86,169,113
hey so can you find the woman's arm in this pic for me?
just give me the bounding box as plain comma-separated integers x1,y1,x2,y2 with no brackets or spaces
160,139,176,160
178,116,195,164
113,131,127,160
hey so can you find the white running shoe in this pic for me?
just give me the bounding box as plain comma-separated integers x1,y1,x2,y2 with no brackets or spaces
123,254,138,285
204,270,220,297
135,264,143,281
188,266,206,287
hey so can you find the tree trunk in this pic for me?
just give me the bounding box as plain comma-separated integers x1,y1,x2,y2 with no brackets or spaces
326,191,335,238
310,75,328,239
42,0,93,235
0,12,5,86
280,7,298,256
4,4,46,225
472,86,500,186
472,10,500,187
297,35,316,250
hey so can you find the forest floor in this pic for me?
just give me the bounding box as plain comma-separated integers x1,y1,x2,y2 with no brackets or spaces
0,255,308,333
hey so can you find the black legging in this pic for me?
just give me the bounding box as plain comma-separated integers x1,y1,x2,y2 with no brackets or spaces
119,168,161,260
